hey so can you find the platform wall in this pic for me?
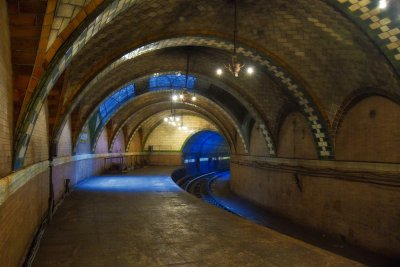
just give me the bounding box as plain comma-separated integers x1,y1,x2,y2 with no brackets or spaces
230,98,400,258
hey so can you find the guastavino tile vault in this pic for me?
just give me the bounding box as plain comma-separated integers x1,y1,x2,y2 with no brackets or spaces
1,0,400,266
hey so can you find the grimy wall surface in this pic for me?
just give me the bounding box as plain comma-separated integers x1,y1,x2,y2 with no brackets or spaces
231,96,400,258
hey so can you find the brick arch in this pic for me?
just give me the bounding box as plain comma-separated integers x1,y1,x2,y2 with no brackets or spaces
326,0,400,75
277,111,319,160
113,109,226,153
112,110,215,153
332,87,400,136
335,95,400,162
88,93,246,155
61,36,332,157
19,0,400,168
55,69,275,158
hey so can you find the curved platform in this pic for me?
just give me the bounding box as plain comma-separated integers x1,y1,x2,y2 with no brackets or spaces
33,167,363,266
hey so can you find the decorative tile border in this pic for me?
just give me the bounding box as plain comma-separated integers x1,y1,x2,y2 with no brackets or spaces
329,0,400,71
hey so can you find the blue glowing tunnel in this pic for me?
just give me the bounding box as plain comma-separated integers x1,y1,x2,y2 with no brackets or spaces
181,130,230,175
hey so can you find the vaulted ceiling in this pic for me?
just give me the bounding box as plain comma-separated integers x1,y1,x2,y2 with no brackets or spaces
8,0,400,169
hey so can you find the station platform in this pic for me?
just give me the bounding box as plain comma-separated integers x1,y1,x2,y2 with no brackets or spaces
33,167,364,266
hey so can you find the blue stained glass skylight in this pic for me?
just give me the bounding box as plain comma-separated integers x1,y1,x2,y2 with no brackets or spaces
99,84,135,119
149,74,196,91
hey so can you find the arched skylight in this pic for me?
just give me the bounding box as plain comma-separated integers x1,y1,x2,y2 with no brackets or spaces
99,84,135,120
149,74,196,91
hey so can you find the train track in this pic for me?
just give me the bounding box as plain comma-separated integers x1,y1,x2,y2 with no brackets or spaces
177,171,232,212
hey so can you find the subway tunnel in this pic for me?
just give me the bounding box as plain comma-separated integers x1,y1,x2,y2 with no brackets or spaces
181,130,230,175
1,0,400,266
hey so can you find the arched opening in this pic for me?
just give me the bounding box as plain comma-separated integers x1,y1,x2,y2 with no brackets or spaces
181,130,230,175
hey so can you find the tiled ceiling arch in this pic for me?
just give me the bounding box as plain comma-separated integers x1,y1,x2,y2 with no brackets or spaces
110,109,206,152
102,101,240,155
62,66,277,158
110,109,217,153
84,92,248,155
13,0,400,168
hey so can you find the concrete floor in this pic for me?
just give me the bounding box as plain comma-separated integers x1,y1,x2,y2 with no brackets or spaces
33,167,364,267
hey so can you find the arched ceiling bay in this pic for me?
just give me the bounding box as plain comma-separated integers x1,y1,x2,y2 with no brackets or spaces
13,0,400,168
119,109,215,153
79,93,248,155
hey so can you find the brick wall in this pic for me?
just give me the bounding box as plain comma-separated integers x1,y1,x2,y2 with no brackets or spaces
0,169,49,267
128,133,142,152
147,153,182,166
111,130,125,153
231,99,400,257
24,101,49,167
75,125,91,154
0,1,13,177
94,128,108,154
336,96,400,163
277,112,318,159
145,115,216,151
230,162,400,258
52,157,106,202
249,124,269,157
57,117,72,157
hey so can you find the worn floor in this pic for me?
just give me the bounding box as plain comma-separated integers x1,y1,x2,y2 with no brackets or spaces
33,167,364,267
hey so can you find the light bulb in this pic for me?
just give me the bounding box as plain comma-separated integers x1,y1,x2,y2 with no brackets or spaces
379,0,387,9
216,68,223,76
172,94,178,101
247,67,254,74
191,96,196,101
164,118,168,122
179,94,184,99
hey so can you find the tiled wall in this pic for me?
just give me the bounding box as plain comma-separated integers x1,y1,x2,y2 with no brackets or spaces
336,96,400,163
111,130,125,153
0,152,139,266
147,153,182,166
0,2,13,177
145,115,216,151
48,0,90,49
24,101,49,167
127,132,142,152
57,117,72,157
230,161,400,258
231,97,400,257
0,169,49,267
94,128,108,153
52,157,106,202
277,112,318,159
249,124,269,157
75,125,91,154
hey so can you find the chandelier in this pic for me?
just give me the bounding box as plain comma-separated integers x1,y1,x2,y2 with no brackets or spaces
172,50,197,102
216,0,254,77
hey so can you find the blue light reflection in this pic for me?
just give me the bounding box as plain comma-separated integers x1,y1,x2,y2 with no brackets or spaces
77,175,181,192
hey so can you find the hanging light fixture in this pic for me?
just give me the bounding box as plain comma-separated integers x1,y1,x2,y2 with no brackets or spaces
172,48,197,102
217,0,254,77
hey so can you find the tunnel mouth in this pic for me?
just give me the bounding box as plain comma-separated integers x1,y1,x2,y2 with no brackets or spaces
181,130,230,176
